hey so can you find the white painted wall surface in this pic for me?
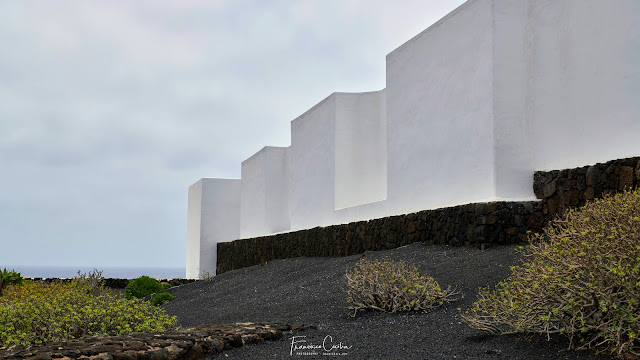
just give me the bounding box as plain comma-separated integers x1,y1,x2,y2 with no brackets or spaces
523,0,640,171
189,0,640,274
240,146,290,238
492,0,533,199
386,0,496,215
335,90,387,210
240,151,267,238
186,180,202,279
289,95,337,231
493,0,640,197
186,178,241,279
289,91,390,231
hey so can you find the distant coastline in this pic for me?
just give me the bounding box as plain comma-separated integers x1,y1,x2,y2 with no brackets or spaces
5,265,185,279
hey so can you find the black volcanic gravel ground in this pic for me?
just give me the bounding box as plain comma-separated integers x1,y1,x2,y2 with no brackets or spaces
162,243,612,360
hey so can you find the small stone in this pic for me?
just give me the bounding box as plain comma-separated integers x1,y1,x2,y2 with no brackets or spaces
183,344,204,360
111,353,136,360
497,209,510,220
543,180,557,198
527,214,543,230
514,215,524,227
584,187,595,200
229,335,243,348
241,334,263,345
473,226,486,242
61,349,82,359
93,354,114,360
618,166,634,190
483,203,499,215
586,166,601,186
505,228,518,236
146,349,166,360
564,190,580,206
406,221,416,234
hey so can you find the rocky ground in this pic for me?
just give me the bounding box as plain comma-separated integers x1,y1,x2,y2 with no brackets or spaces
161,243,613,360
0,323,311,360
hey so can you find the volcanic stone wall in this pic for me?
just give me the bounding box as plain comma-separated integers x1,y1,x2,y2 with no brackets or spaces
24,278,198,289
217,202,549,274
534,156,640,217
217,156,640,275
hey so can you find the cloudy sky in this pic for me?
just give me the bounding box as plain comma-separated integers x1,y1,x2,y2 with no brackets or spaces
0,0,465,270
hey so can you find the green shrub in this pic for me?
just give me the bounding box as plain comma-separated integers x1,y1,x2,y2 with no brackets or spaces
0,268,23,296
152,292,175,306
345,258,457,317
125,276,163,300
0,281,176,347
463,189,640,358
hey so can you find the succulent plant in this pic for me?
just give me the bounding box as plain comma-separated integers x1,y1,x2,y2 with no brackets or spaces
0,268,23,296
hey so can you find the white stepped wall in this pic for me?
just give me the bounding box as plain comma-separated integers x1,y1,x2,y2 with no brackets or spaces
289,91,387,232
187,0,640,278
334,91,387,210
240,146,290,239
186,178,241,279
289,94,337,231
386,0,496,214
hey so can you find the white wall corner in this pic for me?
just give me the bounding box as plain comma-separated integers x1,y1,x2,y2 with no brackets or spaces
186,178,241,279
240,146,290,238
334,90,387,210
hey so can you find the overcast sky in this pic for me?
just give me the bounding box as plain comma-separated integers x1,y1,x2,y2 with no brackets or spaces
0,0,466,270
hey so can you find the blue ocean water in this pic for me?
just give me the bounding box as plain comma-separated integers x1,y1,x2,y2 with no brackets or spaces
4,265,185,279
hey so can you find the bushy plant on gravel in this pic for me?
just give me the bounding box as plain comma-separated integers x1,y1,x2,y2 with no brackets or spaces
463,189,640,358
0,268,23,296
345,258,457,317
152,292,175,306
125,275,164,300
0,280,176,347
73,268,106,296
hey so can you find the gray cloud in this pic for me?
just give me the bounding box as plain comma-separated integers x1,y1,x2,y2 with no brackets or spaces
0,0,465,268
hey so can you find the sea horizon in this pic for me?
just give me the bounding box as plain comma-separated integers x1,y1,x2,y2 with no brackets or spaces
3,265,186,279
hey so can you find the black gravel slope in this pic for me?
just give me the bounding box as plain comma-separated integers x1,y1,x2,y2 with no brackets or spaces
162,243,612,360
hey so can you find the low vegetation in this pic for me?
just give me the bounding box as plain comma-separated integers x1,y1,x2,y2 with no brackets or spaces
463,189,640,358
200,271,215,281
345,258,457,317
74,268,107,295
125,275,167,300
0,268,23,296
152,292,175,306
0,273,176,347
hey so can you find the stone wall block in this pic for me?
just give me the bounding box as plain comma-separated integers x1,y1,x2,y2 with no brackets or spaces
543,180,557,198
586,166,601,186
619,166,634,190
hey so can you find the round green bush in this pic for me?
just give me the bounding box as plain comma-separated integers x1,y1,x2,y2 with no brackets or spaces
463,189,640,358
345,258,457,317
152,292,175,306
125,276,164,300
